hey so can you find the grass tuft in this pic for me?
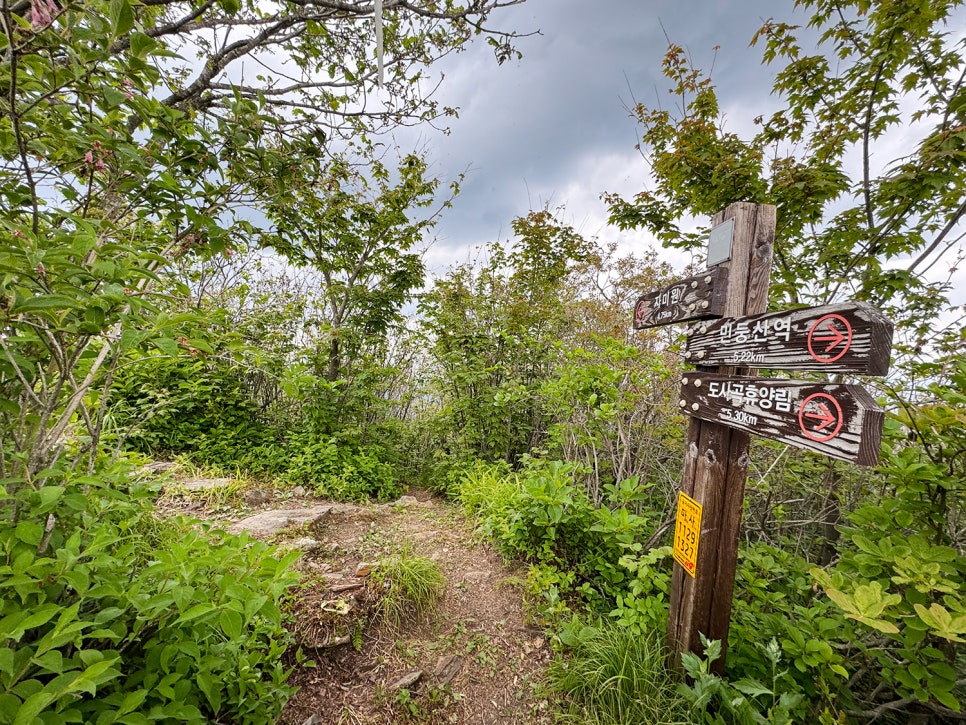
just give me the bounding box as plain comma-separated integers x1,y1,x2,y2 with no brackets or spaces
548,623,693,725
372,545,447,629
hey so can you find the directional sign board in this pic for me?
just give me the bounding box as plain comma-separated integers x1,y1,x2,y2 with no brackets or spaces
684,303,893,374
679,372,884,466
633,267,728,329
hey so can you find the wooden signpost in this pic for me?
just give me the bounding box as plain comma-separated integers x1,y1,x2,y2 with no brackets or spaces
634,202,894,674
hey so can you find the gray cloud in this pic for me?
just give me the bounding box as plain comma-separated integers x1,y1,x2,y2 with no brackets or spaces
397,0,803,272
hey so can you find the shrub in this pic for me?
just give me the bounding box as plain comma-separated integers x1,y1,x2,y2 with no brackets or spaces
284,436,402,502
0,458,301,723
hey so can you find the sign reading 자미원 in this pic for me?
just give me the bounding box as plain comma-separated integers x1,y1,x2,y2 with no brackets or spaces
633,267,728,330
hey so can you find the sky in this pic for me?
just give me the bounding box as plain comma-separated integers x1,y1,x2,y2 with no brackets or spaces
393,0,805,275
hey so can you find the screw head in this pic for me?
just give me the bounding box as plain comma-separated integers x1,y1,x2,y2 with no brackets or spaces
679,399,686,407
701,300,710,309
691,403,699,411
694,379,702,387
704,275,712,284
691,280,698,288
697,351,706,359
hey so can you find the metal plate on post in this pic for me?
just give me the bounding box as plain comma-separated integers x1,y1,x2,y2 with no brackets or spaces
707,217,734,267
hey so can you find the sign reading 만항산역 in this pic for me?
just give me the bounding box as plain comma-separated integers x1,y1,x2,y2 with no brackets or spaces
672,491,702,578
683,302,894,374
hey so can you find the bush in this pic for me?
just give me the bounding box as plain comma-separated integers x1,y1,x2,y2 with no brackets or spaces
110,355,281,473
460,457,658,615
0,458,301,723
284,436,402,502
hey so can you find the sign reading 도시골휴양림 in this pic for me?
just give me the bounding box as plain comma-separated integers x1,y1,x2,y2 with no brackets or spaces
672,492,702,578
678,372,885,466
684,302,894,374
633,267,728,329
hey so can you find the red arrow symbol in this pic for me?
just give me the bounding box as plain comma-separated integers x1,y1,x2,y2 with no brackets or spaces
805,403,836,430
813,325,846,353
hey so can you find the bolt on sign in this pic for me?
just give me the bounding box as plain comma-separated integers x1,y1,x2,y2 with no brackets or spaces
672,492,702,578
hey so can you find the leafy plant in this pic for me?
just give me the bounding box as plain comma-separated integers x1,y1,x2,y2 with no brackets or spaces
680,636,806,725
0,458,301,724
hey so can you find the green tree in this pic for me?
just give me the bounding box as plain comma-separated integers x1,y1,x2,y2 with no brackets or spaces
261,152,445,384
605,0,965,342
421,208,594,464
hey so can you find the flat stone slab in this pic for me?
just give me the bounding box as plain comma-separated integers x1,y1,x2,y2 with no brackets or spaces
177,477,236,491
228,505,358,537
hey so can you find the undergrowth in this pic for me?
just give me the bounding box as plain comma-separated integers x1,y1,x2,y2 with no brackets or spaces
548,620,692,725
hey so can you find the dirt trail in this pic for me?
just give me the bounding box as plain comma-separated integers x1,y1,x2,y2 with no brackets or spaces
281,491,552,724
162,478,552,724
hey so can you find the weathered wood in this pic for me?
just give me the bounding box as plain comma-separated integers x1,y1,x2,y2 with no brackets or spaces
684,302,894,375
679,373,884,466
667,202,775,674
632,267,728,329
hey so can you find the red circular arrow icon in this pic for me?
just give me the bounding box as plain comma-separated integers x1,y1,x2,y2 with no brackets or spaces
807,314,853,363
798,392,844,442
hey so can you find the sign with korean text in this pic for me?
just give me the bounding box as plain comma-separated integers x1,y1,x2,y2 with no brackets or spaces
633,267,728,329
679,372,884,466
684,302,893,374
673,491,703,578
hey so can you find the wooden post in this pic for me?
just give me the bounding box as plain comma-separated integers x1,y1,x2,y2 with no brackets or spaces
667,202,776,673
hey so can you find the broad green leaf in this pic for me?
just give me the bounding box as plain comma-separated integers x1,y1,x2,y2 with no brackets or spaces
110,0,135,35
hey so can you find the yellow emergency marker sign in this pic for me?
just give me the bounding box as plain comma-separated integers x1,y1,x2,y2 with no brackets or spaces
673,491,702,578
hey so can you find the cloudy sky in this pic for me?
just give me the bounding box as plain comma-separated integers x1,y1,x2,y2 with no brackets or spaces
394,0,807,274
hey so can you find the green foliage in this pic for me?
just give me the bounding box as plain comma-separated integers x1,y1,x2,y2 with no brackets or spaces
681,636,806,725
460,457,659,616
549,620,692,725
541,337,685,502
607,0,966,338
0,458,300,724
610,546,675,634
110,355,281,472
371,546,447,630
420,209,595,464
285,436,402,503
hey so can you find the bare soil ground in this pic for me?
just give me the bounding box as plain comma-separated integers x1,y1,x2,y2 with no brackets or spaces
159,475,553,725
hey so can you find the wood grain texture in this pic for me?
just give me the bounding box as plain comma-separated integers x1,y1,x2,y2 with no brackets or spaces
680,373,885,466
684,302,894,375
